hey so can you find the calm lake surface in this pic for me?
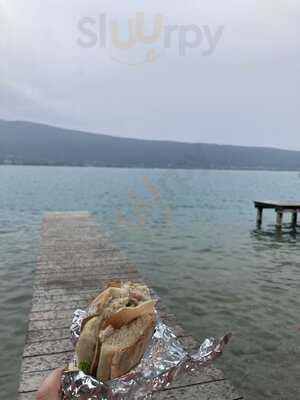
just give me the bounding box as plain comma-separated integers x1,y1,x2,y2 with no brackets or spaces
1,166,300,399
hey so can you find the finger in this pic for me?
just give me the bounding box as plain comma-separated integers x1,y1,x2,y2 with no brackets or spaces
36,368,63,400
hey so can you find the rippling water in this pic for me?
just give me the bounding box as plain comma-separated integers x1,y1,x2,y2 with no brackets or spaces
0,166,300,399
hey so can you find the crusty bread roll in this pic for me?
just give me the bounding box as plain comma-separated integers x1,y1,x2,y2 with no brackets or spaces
96,313,156,381
104,299,156,329
75,281,156,379
75,315,103,371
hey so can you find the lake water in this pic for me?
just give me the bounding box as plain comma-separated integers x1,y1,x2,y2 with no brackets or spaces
0,166,300,399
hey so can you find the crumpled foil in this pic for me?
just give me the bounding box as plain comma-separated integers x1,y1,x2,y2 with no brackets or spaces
63,308,231,399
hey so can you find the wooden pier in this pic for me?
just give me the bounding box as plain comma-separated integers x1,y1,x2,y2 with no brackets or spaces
18,212,242,400
254,200,300,229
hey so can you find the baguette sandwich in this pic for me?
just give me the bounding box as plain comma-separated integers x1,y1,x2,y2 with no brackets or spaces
75,281,156,381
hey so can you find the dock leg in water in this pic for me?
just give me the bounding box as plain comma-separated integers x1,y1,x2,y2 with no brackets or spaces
256,207,263,227
276,210,283,230
291,211,298,229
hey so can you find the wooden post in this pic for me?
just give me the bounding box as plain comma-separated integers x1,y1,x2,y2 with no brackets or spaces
256,207,263,227
276,210,283,229
291,211,298,229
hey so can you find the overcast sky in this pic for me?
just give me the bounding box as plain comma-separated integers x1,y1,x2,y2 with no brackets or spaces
1,1,299,149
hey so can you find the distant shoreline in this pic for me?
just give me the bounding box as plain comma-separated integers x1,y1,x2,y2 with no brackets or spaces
0,163,299,172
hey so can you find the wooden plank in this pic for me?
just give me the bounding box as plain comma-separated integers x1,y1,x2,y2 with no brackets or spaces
32,292,95,304
18,393,36,400
254,200,300,209
31,300,88,313
26,328,70,344
24,339,73,357
32,288,102,297
28,317,73,331
21,352,73,374
152,380,242,400
18,212,241,399
29,309,74,322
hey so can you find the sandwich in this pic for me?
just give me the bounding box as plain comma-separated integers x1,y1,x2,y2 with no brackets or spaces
75,281,156,381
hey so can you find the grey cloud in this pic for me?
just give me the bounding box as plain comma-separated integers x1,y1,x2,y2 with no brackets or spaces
1,0,300,149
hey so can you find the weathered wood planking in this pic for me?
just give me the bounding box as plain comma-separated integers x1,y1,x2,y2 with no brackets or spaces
18,212,242,400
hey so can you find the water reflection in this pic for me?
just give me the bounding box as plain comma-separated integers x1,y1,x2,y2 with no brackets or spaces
251,225,298,243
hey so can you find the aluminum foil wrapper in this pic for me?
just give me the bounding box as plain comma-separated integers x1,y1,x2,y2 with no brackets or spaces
63,309,231,399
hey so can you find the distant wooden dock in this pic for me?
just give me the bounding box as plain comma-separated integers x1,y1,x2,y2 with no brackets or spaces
18,212,242,399
254,200,300,229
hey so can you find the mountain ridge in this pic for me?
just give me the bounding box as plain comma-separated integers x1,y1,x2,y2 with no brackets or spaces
1,119,295,151
0,119,299,170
